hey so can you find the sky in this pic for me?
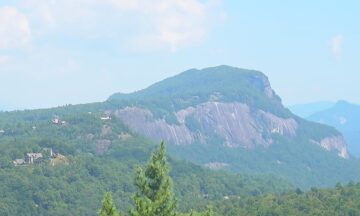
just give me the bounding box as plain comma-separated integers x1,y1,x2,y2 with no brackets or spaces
0,0,359,110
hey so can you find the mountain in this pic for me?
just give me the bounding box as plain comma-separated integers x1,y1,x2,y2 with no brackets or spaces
108,65,360,188
308,100,360,157
288,101,335,118
1,65,360,214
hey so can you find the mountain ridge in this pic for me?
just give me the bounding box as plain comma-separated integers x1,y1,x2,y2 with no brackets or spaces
308,100,360,157
0,65,358,190
103,65,360,188
108,65,347,157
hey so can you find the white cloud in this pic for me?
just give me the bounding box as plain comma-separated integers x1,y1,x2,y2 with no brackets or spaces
127,0,208,52
331,34,344,60
0,7,31,49
19,0,223,51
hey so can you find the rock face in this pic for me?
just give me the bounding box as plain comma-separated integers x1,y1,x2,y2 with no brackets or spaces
114,107,194,145
250,74,276,100
114,101,349,158
310,136,349,158
114,102,298,148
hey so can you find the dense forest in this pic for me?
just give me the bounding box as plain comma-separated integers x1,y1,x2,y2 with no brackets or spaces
98,142,360,216
0,108,290,215
1,106,360,215
212,182,360,216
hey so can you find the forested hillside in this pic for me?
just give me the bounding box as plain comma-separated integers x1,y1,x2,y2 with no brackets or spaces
0,108,291,215
213,182,360,216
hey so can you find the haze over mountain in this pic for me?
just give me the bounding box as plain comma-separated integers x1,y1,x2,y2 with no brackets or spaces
288,101,335,118
308,100,360,157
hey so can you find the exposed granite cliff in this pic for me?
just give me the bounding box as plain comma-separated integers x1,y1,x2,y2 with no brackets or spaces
310,136,349,158
115,102,293,147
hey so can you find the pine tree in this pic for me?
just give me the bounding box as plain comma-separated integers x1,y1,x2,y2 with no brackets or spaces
99,192,121,216
203,206,213,216
130,141,177,216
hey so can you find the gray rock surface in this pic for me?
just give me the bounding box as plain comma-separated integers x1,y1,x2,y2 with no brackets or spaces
114,102,298,148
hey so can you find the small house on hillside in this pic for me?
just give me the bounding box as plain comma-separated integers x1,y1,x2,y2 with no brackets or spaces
25,153,43,164
52,117,66,125
13,159,25,166
13,148,57,167
100,115,111,121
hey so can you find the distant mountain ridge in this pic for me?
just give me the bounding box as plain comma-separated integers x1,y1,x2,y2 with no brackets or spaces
308,100,360,157
288,101,335,118
107,65,359,188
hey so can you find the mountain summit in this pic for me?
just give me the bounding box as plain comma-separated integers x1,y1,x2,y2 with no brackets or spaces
105,65,360,188
109,65,347,157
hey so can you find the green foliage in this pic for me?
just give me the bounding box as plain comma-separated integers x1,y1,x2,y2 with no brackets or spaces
130,141,177,216
169,136,360,190
99,192,121,216
203,206,214,216
212,182,360,216
100,143,219,216
0,108,290,215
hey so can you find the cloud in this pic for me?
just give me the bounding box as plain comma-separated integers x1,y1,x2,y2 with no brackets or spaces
331,34,344,60
0,7,31,49
126,0,209,52
19,0,223,52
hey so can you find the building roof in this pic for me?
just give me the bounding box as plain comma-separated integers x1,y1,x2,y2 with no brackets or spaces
13,159,25,165
26,153,43,159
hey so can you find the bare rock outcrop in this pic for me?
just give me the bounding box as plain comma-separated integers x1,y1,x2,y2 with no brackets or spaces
114,102,298,148
310,136,349,158
114,107,194,145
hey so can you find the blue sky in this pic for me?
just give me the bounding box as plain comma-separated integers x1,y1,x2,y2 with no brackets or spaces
0,0,359,110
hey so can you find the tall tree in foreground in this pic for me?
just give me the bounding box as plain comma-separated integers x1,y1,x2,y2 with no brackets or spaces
99,192,121,216
130,141,177,216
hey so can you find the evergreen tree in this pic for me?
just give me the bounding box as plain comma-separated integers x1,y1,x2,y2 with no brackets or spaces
203,206,213,216
99,192,120,216
130,141,177,216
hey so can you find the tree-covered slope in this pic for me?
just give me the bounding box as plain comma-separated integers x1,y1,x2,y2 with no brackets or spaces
109,65,287,117
212,182,360,216
0,107,292,216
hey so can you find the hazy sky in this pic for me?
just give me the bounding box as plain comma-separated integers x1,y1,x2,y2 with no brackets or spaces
0,0,359,110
